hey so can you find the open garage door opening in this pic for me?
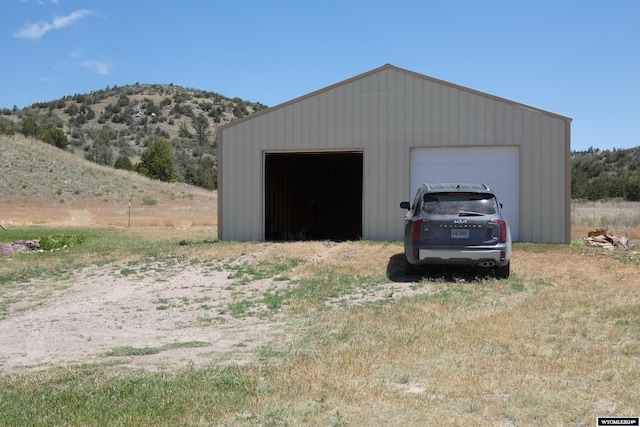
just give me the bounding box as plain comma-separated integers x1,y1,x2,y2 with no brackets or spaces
265,151,363,241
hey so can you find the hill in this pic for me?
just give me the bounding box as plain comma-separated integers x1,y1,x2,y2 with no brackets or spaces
0,84,267,190
0,134,217,229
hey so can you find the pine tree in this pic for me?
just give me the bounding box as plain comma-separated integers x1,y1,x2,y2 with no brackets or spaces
135,140,176,182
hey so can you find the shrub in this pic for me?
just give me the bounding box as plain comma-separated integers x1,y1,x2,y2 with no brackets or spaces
42,127,69,149
142,196,158,205
39,234,86,250
114,155,134,171
22,115,42,137
0,118,15,135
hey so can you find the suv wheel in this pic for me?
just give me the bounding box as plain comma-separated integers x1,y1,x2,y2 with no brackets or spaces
495,262,510,279
404,258,421,276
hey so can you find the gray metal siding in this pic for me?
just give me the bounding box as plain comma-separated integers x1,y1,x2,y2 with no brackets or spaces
218,65,571,243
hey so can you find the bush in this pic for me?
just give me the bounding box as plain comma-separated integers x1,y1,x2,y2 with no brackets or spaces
22,115,42,137
114,155,134,171
42,128,69,149
39,234,86,250
0,118,15,135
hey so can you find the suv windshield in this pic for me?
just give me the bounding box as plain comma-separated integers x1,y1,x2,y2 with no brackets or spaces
421,193,498,216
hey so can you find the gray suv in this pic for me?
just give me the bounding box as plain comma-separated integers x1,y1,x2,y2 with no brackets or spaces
400,183,511,278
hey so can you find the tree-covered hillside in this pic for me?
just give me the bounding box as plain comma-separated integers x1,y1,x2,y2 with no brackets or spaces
572,147,640,201
0,84,267,190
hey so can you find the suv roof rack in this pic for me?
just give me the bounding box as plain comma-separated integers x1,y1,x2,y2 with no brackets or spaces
422,183,490,192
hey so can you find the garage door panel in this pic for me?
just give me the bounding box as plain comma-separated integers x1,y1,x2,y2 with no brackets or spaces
411,147,520,241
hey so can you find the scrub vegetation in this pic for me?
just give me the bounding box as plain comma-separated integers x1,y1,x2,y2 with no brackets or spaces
0,84,267,190
572,147,640,201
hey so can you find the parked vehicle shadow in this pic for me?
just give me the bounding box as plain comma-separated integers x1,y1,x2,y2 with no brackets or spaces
387,253,497,283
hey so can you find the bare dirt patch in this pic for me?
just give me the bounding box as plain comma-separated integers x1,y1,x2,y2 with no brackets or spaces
0,259,290,373
0,242,427,374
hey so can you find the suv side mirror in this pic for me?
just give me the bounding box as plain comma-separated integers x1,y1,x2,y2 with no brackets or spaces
400,201,410,210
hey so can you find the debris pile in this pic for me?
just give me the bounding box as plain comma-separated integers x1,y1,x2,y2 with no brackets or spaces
583,228,631,250
0,240,40,255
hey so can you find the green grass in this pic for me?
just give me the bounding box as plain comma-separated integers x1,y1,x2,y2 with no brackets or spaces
0,366,258,426
39,233,86,250
226,257,304,285
105,341,211,357
224,299,255,317
219,270,392,318
0,227,202,287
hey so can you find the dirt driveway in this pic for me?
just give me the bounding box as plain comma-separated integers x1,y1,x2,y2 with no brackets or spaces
0,256,296,373
0,241,431,374
2,239,639,375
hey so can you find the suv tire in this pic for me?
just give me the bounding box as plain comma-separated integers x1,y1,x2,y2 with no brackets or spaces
495,262,510,279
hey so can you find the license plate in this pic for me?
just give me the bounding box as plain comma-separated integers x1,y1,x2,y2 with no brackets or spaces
451,229,469,239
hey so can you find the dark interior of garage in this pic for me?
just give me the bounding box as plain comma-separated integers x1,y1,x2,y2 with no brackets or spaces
265,152,363,241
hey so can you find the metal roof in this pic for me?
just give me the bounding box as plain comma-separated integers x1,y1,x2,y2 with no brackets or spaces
218,64,572,133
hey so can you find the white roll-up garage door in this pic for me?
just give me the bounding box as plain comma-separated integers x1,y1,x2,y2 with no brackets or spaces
411,146,520,241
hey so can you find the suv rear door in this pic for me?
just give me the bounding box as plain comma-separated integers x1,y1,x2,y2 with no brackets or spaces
413,192,505,246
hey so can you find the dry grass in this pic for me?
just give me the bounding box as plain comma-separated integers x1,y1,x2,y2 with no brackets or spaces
242,246,639,425
572,200,640,239
1,135,217,229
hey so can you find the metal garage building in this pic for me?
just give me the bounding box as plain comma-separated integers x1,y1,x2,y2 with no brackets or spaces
217,64,572,243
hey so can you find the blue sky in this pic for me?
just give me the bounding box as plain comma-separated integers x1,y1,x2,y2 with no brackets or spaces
2,0,639,151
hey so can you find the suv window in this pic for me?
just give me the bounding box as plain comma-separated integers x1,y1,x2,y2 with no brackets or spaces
421,193,498,216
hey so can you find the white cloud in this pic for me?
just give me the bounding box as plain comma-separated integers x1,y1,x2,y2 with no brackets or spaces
68,48,84,59
80,59,111,76
66,49,113,76
14,9,94,41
